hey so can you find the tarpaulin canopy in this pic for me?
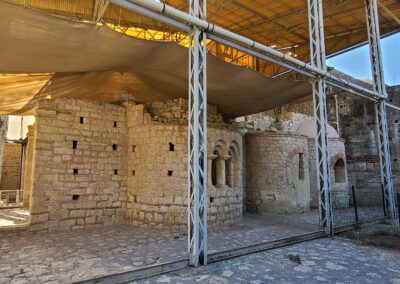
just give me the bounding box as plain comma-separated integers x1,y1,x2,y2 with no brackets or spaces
0,1,311,117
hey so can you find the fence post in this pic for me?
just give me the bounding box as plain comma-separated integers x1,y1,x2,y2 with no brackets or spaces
352,186,359,223
381,184,387,217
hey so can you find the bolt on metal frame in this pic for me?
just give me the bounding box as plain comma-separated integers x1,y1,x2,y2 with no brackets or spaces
365,0,396,219
307,0,334,235
187,0,208,266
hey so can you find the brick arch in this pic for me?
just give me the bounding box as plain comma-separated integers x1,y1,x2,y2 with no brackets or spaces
288,147,306,161
330,153,346,169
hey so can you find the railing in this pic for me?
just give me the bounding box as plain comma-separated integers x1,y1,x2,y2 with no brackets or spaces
0,190,23,207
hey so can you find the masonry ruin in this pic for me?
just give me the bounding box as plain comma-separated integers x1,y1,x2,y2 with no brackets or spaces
0,93,346,230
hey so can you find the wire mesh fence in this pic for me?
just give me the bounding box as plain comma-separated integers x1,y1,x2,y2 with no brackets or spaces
332,185,388,227
336,190,400,250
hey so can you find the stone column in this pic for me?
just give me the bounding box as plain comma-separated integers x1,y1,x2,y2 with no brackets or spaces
207,155,217,186
216,155,230,187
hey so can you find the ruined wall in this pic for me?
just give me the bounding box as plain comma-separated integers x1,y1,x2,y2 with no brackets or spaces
245,133,310,213
30,99,127,231
308,138,348,208
23,125,35,209
236,111,312,134
0,143,22,192
125,100,243,231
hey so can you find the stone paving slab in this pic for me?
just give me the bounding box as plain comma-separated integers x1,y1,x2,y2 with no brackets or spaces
144,238,400,284
0,226,187,284
1,213,322,284
0,208,29,229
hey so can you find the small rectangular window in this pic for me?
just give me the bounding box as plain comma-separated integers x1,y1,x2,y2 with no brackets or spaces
73,168,79,175
112,144,118,150
72,140,78,149
80,117,84,124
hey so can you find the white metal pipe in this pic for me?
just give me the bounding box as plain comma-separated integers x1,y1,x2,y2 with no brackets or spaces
110,0,381,99
386,102,400,112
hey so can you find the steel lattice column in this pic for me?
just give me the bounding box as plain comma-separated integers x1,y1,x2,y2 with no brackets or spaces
365,0,396,219
308,0,334,235
188,0,208,267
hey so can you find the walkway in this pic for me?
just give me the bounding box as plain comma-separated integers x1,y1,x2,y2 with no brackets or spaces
0,213,320,284
0,208,29,230
146,238,400,284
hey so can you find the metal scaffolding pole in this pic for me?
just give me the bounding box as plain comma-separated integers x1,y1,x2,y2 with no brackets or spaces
110,0,383,100
188,0,208,267
308,0,333,235
365,0,396,219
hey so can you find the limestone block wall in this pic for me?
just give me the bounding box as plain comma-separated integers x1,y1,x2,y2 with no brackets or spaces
0,143,22,192
245,133,310,213
308,138,348,209
30,98,127,231
23,125,35,209
125,103,243,231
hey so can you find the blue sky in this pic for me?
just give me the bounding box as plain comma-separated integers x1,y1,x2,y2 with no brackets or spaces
326,32,400,86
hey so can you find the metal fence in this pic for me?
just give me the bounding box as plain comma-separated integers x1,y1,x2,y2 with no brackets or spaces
335,189,400,250
0,190,23,207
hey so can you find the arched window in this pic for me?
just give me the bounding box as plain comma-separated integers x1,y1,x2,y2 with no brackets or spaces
225,150,232,187
299,154,305,180
334,158,346,183
211,150,218,186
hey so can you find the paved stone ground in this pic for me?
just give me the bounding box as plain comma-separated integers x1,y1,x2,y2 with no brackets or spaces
0,213,320,284
0,208,29,229
143,238,400,284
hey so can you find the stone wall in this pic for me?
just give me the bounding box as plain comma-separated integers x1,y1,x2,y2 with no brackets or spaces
30,98,127,231
23,125,35,209
0,143,22,192
146,98,235,129
245,133,310,213
308,138,348,209
125,103,243,231
236,110,313,135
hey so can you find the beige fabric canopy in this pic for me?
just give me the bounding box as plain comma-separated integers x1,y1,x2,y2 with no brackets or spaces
0,1,311,117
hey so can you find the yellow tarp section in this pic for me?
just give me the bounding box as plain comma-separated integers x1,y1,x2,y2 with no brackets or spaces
0,1,311,117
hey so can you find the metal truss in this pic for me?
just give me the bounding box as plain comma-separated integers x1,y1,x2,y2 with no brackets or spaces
375,102,396,218
365,0,386,98
111,0,384,100
365,0,396,219
308,0,333,235
188,0,208,267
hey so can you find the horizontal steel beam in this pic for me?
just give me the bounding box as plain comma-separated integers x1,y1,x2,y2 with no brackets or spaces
74,259,189,284
110,0,383,100
208,231,325,263
386,102,400,111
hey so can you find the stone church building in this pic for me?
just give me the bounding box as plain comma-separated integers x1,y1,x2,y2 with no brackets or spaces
0,89,351,232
